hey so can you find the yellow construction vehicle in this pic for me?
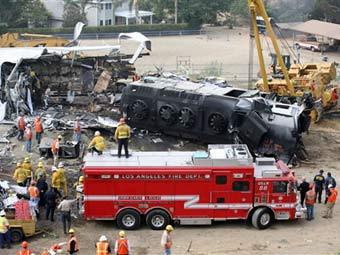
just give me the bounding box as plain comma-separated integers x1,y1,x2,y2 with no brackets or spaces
0,22,85,48
0,32,69,47
248,0,338,122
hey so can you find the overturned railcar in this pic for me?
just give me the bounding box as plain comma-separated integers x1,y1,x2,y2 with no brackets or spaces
121,78,309,162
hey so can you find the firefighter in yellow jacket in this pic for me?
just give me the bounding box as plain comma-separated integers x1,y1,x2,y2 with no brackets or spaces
22,157,33,185
88,131,105,155
57,162,67,196
13,163,27,187
51,166,62,197
34,161,47,180
114,118,131,158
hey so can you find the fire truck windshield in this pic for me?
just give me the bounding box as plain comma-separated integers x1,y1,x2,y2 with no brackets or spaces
272,181,288,193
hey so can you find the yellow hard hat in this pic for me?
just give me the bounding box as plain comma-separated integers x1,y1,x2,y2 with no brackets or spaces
68,228,75,234
79,176,84,182
166,225,174,232
119,231,125,237
38,162,44,167
24,157,30,162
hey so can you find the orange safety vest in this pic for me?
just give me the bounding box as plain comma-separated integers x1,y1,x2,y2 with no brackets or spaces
67,236,79,252
305,190,316,205
117,239,129,255
96,242,109,255
18,117,26,130
51,139,59,154
328,189,338,203
25,129,33,140
34,119,43,133
18,249,32,255
28,186,39,198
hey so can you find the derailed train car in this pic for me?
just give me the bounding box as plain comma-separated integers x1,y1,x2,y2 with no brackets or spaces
121,77,310,162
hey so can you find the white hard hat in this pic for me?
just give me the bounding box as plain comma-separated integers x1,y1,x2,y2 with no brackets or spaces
0,210,5,216
58,162,64,168
328,184,333,189
99,235,107,242
27,124,31,128
52,166,57,172
95,131,101,136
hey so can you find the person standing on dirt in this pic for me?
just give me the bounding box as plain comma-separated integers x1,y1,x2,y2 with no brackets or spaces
114,231,130,255
17,114,26,141
36,173,48,208
44,186,58,222
114,118,131,158
51,135,62,166
305,184,316,221
0,210,11,249
57,196,78,234
95,235,111,254
298,177,310,206
13,162,27,187
314,169,325,203
67,229,79,255
25,124,33,153
161,225,174,255
323,184,338,219
325,172,337,204
34,115,44,146
73,117,81,143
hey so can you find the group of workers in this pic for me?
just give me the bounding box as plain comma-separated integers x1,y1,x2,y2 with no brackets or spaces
297,169,338,221
9,225,174,255
17,114,44,153
17,114,82,157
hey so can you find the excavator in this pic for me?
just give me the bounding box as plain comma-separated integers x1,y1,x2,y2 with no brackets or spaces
248,0,338,122
0,22,85,48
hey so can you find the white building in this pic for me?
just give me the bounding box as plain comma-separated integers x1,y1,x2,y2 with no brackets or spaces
42,0,64,28
42,0,153,27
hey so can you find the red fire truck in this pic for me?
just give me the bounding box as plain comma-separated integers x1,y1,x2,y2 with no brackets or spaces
82,144,301,230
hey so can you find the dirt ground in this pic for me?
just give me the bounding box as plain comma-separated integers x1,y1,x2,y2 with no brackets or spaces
2,29,340,254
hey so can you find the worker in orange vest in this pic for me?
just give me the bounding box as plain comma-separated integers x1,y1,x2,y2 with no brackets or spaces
17,114,26,140
18,241,33,255
51,135,62,166
28,181,40,219
73,117,81,143
305,183,316,221
25,124,33,153
67,229,79,255
95,235,111,255
323,184,338,219
161,225,174,255
34,115,44,145
114,231,130,255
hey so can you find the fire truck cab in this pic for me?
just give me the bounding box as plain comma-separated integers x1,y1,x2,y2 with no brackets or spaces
83,144,301,230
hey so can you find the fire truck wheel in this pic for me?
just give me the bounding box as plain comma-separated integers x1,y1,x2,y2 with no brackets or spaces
10,228,24,242
146,210,170,230
116,209,141,230
251,208,273,230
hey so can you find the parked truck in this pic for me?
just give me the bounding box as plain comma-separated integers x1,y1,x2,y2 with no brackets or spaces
82,144,302,230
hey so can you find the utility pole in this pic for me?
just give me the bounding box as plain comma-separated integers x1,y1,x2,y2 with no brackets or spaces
174,0,178,24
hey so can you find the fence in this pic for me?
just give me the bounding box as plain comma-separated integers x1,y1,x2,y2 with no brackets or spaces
55,29,205,40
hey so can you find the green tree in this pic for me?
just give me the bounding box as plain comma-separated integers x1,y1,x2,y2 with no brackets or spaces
20,0,51,27
310,0,340,23
63,3,86,27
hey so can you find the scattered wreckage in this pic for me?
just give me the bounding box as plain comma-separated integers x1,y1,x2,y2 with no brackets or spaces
121,76,310,162
0,32,151,120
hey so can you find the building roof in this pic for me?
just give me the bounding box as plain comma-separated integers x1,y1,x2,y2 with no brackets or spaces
289,20,340,41
115,10,153,19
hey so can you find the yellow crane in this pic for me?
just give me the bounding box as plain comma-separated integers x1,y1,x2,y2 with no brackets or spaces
248,0,338,121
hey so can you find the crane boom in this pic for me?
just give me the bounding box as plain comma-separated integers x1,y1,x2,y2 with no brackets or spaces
248,0,295,95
